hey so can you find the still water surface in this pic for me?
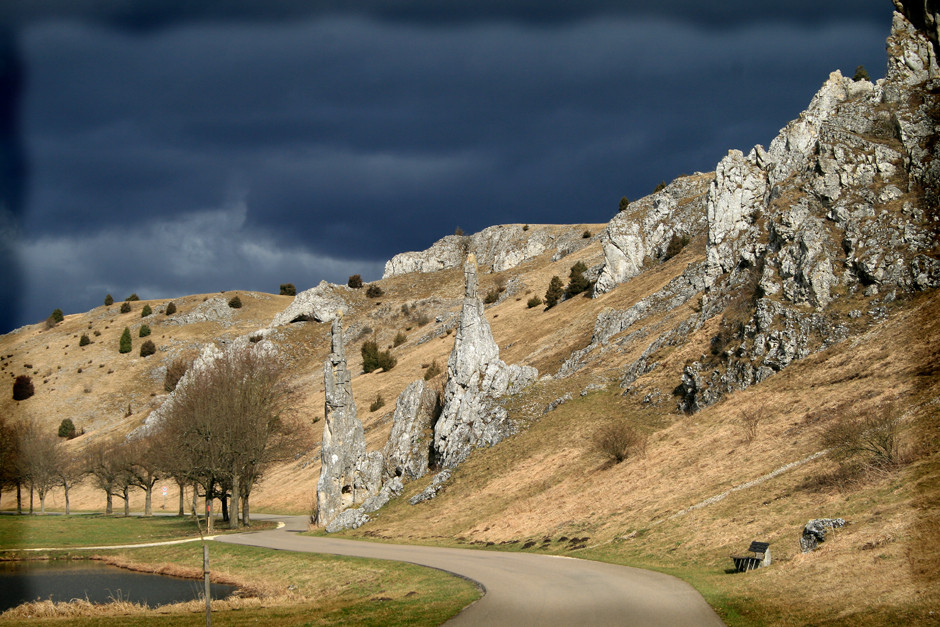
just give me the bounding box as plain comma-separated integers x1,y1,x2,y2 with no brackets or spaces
0,560,235,612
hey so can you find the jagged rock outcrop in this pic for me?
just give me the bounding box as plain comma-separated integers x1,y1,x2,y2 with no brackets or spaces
408,470,452,505
315,315,382,528
272,280,347,327
562,11,938,414
594,174,711,295
383,379,440,481
383,224,597,278
432,255,538,468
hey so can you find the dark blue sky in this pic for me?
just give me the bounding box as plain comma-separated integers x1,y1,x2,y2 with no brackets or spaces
0,1,890,332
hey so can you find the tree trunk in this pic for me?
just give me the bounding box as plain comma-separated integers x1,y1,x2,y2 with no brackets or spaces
177,479,186,516
144,485,152,516
106,490,113,515
221,493,229,523
230,472,240,529
39,488,46,514
123,487,130,517
191,483,198,515
64,485,70,515
16,482,22,514
29,483,34,514
242,493,250,527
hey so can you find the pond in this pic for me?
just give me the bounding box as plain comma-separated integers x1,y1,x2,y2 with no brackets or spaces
0,560,235,612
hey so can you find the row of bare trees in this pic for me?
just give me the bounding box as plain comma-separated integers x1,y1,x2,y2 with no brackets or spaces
0,344,310,529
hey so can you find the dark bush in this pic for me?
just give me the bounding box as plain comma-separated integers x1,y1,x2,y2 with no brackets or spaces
125,293,139,302
582,230,592,239
415,313,430,326
361,339,396,373
366,285,384,298
280,283,297,296
139,324,151,338
228,295,242,309
522,224,529,231
139,339,156,357
527,295,543,309
119,327,132,354
594,421,647,463
618,196,630,212
164,356,191,392
663,233,690,261
544,276,564,308
165,301,177,315
424,360,442,380
565,261,590,298
120,302,131,314
369,394,385,412
822,402,901,468
104,294,114,306
853,65,870,81
454,226,464,236
12,375,34,400
51,308,64,323
58,418,76,439
141,304,152,317
483,288,502,304
44,315,57,330
393,331,407,347
347,275,363,289
79,334,91,346
653,180,666,193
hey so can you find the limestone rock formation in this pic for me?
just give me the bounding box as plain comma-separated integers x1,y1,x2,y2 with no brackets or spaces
800,518,846,553
433,255,538,468
563,10,939,412
383,224,596,278
271,281,347,327
165,297,235,326
408,470,452,505
315,315,381,527
594,173,711,295
383,379,440,481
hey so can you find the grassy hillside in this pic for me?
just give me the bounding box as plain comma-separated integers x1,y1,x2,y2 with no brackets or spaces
2,216,937,624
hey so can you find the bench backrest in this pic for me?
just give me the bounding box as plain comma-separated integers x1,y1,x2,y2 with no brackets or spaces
749,541,770,554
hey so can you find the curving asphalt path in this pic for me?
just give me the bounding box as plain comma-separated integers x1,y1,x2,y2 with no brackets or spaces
216,515,725,626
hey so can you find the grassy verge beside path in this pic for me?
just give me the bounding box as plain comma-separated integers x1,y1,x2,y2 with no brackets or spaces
0,516,481,626
0,514,269,550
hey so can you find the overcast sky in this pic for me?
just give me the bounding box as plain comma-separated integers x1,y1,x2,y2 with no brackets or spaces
0,1,891,333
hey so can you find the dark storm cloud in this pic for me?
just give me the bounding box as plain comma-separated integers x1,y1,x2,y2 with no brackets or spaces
3,0,891,331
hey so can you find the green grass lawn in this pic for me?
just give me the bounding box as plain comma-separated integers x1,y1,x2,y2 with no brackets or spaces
0,514,271,550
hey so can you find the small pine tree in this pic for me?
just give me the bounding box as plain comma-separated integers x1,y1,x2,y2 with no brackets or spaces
51,308,64,323
12,375,34,401
393,331,407,347
619,196,630,211
228,295,242,309
565,261,590,298
139,339,156,357
369,394,385,412
119,327,132,354
58,418,76,439
165,301,177,315
79,334,91,346
347,275,363,289
280,283,297,296
454,226,464,236
527,295,543,309
853,65,870,81
361,340,396,373
366,285,384,298
654,181,666,193
141,304,152,317
125,293,139,302
545,276,564,308
139,324,151,338
104,294,114,306
120,302,131,314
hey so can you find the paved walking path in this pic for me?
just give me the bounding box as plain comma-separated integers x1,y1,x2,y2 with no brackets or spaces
217,515,725,627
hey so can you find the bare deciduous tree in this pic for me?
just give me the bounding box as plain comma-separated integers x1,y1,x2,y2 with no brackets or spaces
17,421,62,514
153,344,308,529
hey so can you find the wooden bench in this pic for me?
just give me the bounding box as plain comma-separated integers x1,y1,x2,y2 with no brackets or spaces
731,541,771,572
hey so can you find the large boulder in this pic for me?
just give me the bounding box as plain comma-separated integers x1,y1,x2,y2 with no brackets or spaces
271,281,347,327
